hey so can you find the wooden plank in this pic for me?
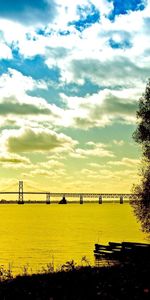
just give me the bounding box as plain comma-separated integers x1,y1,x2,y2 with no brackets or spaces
122,242,150,247
95,244,112,250
109,242,122,249
94,241,150,260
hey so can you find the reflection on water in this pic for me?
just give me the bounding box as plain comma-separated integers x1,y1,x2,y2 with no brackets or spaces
0,204,148,275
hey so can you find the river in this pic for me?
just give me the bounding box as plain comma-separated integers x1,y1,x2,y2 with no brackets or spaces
0,203,149,275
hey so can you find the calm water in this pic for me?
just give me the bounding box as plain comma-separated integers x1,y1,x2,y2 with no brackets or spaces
0,204,149,275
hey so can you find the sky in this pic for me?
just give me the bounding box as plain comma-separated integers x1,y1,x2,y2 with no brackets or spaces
0,0,149,194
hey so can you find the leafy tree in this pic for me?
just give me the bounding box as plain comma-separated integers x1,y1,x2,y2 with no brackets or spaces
132,79,150,232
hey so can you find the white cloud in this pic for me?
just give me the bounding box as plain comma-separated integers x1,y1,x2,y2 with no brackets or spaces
80,168,118,179
59,88,139,128
88,162,108,168
113,140,125,146
0,127,78,153
107,157,140,167
0,68,47,97
30,169,55,177
0,69,65,130
92,0,113,16
70,141,114,158
0,152,30,164
42,6,150,89
0,42,12,59
0,152,31,169
0,68,139,131
29,167,66,179
38,159,64,169
0,1,149,96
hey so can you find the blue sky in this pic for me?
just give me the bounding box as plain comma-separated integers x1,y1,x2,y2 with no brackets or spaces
109,0,146,19
0,0,56,24
0,0,148,193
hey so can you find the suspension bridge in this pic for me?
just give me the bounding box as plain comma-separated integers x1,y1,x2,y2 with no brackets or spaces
0,181,137,204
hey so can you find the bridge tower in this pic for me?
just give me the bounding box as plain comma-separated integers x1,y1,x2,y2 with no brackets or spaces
120,195,123,204
46,193,50,204
18,180,24,204
80,195,83,204
99,195,102,204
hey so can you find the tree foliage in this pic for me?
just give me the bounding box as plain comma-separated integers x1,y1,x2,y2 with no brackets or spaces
133,79,150,159
132,79,150,233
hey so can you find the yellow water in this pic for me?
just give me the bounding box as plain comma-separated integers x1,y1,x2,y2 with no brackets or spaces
0,204,148,275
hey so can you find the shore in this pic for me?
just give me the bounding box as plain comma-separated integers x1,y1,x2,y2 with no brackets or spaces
0,258,149,300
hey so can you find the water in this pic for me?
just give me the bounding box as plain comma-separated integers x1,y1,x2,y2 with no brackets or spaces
0,204,148,275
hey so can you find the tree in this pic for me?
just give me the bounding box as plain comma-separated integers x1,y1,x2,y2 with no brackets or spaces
132,79,150,232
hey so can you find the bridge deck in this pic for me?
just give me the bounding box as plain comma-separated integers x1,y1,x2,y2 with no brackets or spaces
0,192,136,198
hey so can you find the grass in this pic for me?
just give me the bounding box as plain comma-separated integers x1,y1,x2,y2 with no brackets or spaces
0,257,149,300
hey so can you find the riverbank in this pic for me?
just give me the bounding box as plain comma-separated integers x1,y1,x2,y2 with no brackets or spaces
0,258,149,300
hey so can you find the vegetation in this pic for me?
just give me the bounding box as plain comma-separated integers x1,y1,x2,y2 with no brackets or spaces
0,258,149,300
0,265,13,282
132,79,150,232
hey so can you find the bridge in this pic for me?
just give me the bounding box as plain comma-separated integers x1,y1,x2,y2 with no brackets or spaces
0,181,137,204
